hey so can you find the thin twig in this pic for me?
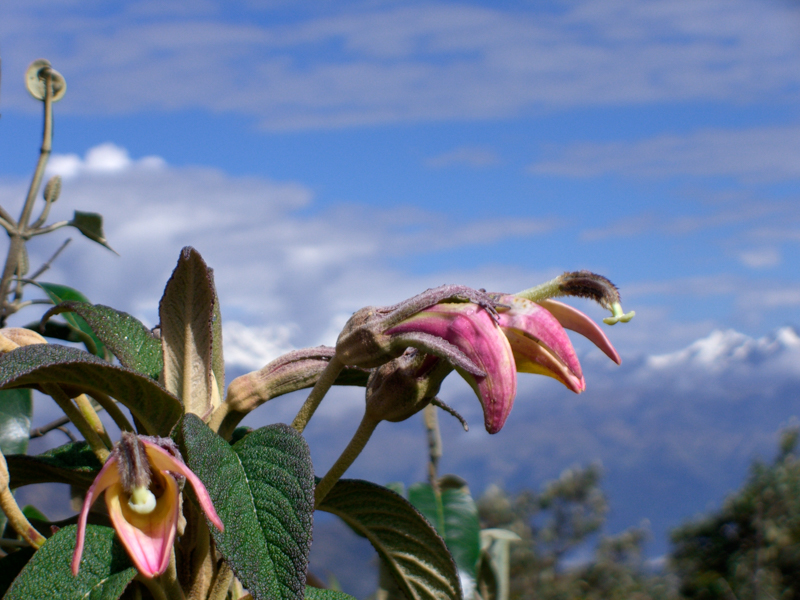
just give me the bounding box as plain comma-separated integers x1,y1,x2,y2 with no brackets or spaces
29,415,70,438
28,237,71,281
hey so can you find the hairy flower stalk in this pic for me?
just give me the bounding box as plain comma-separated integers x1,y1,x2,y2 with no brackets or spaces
72,432,223,579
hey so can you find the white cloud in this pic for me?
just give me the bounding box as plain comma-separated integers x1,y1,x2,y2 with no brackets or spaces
2,0,798,127
531,126,800,183
47,143,165,178
738,247,781,269
5,143,559,352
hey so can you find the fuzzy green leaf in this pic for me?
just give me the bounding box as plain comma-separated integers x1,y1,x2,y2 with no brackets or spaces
36,283,107,359
0,345,181,436
176,414,314,600
69,211,115,253
318,479,462,600
159,247,216,415
408,478,481,578
4,524,135,600
0,388,32,456
305,588,357,600
6,441,101,489
42,301,162,379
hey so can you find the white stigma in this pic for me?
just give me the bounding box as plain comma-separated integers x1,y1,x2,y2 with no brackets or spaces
128,486,157,514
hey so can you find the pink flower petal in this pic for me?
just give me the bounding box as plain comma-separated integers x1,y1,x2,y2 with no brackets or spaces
71,455,121,576
536,299,621,365
142,441,224,532
104,474,179,578
389,302,517,434
495,295,584,380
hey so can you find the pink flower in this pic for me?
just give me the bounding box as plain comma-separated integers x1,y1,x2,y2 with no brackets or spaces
389,294,621,434
72,433,223,578
387,301,516,434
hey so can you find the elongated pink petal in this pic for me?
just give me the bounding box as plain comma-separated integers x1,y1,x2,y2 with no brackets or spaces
71,456,121,576
105,474,179,578
505,330,585,392
495,295,584,381
143,441,224,532
536,299,621,365
388,303,517,434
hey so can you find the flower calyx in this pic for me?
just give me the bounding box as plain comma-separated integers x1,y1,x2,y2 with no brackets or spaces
335,284,500,373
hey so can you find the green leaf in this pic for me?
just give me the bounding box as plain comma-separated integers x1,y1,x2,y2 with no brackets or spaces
0,388,32,456
159,247,217,415
35,283,107,359
42,301,162,379
6,441,101,489
318,479,462,600
408,478,481,579
4,525,135,599
305,588,357,600
69,211,116,253
26,319,84,343
210,272,225,401
0,344,181,436
175,414,314,600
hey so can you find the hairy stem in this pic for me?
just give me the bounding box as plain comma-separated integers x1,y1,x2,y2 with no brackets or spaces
42,384,110,463
0,452,46,548
291,355,344,434
314,413,380,508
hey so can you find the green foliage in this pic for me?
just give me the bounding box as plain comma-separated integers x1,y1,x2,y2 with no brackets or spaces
42,301,162,379
5,441,101,489
175,414,315,600
68,211,114,252
0,344,181,436
408,476,481,580
3,525,136,600
0,389,32,456
35,283,108,359
305,587,358,600
318,478,463,600
671,428,800,600
477,464,675,600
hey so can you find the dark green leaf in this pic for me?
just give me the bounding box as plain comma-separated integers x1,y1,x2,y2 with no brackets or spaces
0,548,35,597
159,247,215,414
35,283,107,359
408,479,481,578
42,301,162,379
0,344,181,436
4,524,135,600
0,388,32,456
69,211,116,253
26,320,84,343
6,441,101,489
318,479,462,600
175,414,314,600
305,588,357,600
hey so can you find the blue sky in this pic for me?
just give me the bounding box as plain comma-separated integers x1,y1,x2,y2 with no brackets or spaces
3,0,800,584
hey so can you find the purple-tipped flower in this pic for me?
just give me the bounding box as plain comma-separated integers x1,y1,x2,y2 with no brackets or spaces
387,301,516,434
72,433,223,578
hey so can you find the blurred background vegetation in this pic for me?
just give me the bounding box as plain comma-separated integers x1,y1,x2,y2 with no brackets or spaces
473,425,800,600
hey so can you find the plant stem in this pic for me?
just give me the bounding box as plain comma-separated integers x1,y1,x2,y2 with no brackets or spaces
0,452,46,548
157,548,186,600
314,413,380,508
0,69,56,324
42,384,110,463
74,393,113,449
88,392,134,433
291,355,344,434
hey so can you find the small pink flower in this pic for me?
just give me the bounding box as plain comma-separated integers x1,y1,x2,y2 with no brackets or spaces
72,433,223,578
387,301,517,434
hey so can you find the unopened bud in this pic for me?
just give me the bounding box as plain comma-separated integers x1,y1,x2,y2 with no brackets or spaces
43,176,62,203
